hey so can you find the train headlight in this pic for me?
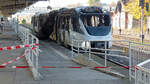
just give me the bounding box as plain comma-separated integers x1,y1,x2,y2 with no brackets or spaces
81,41,91,49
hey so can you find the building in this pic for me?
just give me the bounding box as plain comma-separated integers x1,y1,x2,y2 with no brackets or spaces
111,1,133,30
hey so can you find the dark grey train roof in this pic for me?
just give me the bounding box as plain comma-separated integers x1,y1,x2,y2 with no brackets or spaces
33,6,110,17
58,6,110,15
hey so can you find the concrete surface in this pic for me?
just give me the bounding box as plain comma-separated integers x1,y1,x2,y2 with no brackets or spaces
0,24,134,84
38,40,133,84
0,25,32,84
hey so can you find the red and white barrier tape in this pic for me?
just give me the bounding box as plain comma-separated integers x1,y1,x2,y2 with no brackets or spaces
0,65,138,69
1,50,30,66
0,43,39,51
1,55,24,66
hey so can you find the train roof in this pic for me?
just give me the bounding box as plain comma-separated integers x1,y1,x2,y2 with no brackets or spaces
32,6,110,18
57,6,110,15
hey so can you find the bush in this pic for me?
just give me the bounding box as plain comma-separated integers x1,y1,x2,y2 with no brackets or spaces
22,19,26,24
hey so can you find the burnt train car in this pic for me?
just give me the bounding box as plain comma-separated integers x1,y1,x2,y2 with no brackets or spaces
50,7,112,48
31,6,112,48
31,11,58,39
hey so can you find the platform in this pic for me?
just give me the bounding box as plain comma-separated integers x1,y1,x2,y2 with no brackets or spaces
0,24,133,84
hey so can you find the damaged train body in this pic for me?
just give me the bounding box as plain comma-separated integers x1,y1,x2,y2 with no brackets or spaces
31,7,112,48
31,11,58,39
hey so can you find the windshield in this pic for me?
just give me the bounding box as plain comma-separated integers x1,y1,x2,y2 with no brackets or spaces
80,14,111,36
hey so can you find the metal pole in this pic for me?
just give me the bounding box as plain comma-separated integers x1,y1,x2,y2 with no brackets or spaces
104,41,107,67
88,41,92,60
119,12,121,35
129,42,132,81
135,68,137,84
31,37,34,62
78,41,79,55
147,11,149,34
36,38,39,79
71,40,74,58
17,15,19,34
141,8,144,43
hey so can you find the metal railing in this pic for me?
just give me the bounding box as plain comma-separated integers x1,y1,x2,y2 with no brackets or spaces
71,39,130,68
0,23,4,33
0,21,12,33
129,42,150,81
12,21,40,80
135,59,150,84
71,39,150,83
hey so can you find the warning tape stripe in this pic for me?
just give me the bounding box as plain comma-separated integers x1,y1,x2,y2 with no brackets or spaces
0,43,39,51
0,66,139,69
1,53,25,66
1,50,30,66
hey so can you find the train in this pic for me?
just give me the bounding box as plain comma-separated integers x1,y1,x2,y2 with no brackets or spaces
31,6,112,49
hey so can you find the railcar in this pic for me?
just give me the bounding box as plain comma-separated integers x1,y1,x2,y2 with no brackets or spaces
50,7,112,49
31,11,58,39
31,7,112,48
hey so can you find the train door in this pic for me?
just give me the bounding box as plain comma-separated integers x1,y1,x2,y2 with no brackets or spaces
60,16,65,44
64,16,71,47
56,16,65,44
55,16,59,43
34,17,39,33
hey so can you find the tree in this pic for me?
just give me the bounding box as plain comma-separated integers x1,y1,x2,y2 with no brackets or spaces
125,0,150,19
88,0,100,6
22,19,26,24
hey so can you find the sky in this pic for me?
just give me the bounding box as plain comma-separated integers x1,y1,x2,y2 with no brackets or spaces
101,0,119,4
33,0,88,8
33,0,119,8
18,0,119,15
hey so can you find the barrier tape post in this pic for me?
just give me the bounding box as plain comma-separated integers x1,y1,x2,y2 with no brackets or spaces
23,29,40,80
15,25,41,80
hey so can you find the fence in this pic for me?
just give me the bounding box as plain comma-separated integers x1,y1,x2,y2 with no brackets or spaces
71,39,130,75
129,42,150,81
12,21,40,80
135,59,150,84
0,21,12,33
71,39,150,84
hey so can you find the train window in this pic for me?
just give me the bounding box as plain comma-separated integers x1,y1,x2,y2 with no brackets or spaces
80,14,110,28
58,16,65,29
64,16,70,31
80,14,111,36
55,16,59,29
56,16,61,29
69,19,73,31
71,16,82,33
104,15,110,26
62,17,65,29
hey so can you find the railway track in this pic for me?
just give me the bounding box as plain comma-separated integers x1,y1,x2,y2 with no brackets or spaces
113,34,150,51
113,34,150,44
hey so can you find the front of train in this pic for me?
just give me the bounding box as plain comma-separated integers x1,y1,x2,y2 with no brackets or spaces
78,7,112,49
